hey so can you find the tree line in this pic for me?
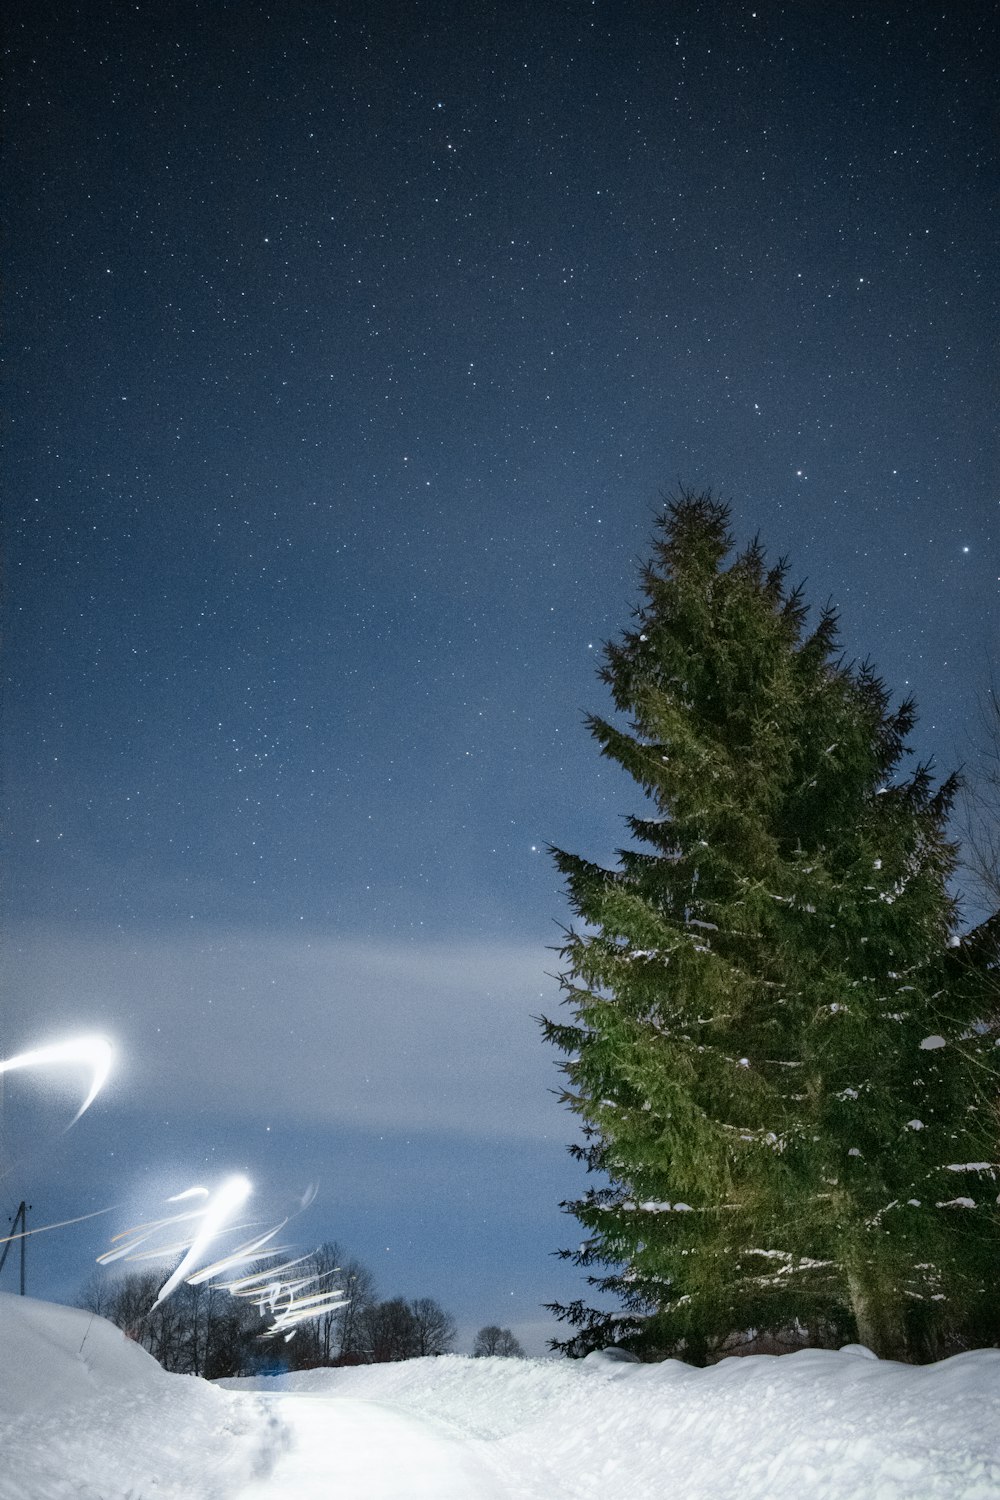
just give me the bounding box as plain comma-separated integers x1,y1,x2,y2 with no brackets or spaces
543,493,998,1365
79,1242,452,1376
79,1241,525,1374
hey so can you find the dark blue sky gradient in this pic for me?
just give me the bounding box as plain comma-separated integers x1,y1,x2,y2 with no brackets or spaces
2,2,995,1351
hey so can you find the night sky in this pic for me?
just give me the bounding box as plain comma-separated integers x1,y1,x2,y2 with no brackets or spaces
2,2,995,1354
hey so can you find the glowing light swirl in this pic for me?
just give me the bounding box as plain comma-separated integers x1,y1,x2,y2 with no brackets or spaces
0,1035,114,1125
97,1173,347,1340
152,1174,253,1306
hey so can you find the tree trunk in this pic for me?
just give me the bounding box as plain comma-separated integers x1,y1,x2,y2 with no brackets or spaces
846,1265,908,1361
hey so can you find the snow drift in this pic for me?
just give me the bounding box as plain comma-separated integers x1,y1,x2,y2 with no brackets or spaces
0,1293,279,1500
2,1292,999,1499
228,1347,1000,1499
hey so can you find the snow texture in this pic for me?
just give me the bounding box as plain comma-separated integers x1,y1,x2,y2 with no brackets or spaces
3,1293,1000,1499
0,1294,280,1500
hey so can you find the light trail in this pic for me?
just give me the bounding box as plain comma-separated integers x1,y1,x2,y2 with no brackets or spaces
185,1222,288,1284
223,1252,316,1293
0,1034,348,1342
0,1035,114,1126
0,1205,116,1245
152,1174,252,1306
95,1173,350,1341
97,1206,217,1264
268,1285,350,1340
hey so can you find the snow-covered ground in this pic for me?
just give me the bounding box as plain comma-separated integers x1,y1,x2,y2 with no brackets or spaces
2,1292,999,1500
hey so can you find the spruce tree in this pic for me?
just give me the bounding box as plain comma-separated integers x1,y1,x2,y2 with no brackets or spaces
543,494,998,1363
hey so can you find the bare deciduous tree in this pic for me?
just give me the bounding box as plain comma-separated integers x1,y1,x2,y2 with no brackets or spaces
78,1269,265,1376
359,1297,419,1362
333,1254,378,1362
408,1296,456,1356
473,1324,526,1357
294,1242,378,1365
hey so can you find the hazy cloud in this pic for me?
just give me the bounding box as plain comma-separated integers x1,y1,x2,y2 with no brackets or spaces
2,924,567,1140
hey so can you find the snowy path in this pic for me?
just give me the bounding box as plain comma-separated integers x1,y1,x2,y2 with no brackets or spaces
5,1298,1000,1500
234,1392,509,1500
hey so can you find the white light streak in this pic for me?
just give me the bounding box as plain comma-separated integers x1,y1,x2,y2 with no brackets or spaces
0,1205,116,1247
153,1174,252,1306
97,1206,216,1265
0,1035,114,1125
95,1174,350,1342
184,1221,288,1284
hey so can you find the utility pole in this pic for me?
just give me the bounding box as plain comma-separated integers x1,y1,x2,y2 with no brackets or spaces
0,1202,30,1294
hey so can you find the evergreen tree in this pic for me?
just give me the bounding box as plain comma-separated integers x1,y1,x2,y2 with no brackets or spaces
542,494,998,1363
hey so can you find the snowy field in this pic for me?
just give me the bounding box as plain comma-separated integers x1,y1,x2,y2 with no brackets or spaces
2,1293,999,1500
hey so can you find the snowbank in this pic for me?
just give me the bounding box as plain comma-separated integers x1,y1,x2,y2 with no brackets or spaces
2,1292,998,1499
0,1293,279,1500
228,1344,1000,1499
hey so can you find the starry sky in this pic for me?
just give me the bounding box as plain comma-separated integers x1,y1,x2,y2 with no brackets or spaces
1,1,996,1354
